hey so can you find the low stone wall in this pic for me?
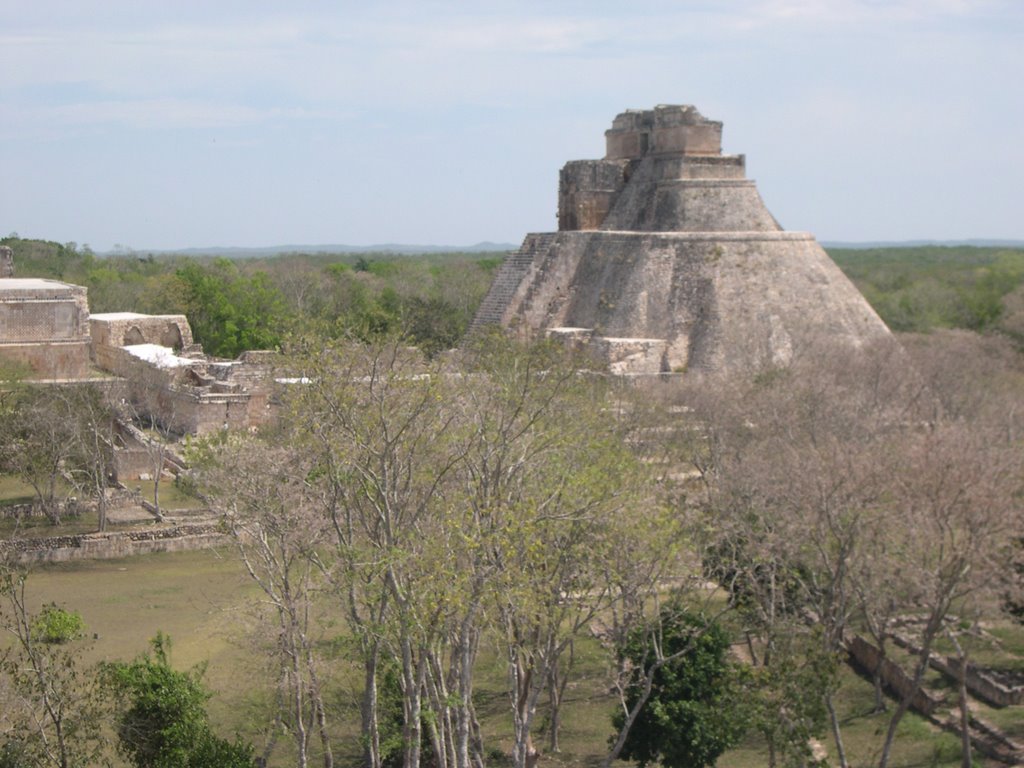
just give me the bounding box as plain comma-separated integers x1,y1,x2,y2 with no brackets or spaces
890,632,1024,708
943,658,1024,707
1,498,88,519
0,339,92,379
0,523,229,563
847,635,945,717
1,487,146,520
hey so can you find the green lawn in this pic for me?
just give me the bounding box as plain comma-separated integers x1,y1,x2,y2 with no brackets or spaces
0,475,38,505
8,549,1021,767
128,478,209,512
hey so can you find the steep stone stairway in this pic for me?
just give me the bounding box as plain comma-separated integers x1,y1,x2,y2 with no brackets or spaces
469,233,557,332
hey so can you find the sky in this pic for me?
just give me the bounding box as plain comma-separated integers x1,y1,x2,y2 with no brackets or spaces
1,0,1022,252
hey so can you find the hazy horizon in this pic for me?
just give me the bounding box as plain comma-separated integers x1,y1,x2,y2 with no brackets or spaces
2,1,1022,252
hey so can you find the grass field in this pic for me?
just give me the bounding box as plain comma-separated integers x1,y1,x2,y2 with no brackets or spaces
8,547,1011,767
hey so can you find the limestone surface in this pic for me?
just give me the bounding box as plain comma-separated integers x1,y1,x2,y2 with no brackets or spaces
0,276,91,378
472,105,891,375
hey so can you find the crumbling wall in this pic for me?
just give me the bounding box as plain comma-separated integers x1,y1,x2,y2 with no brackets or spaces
848,635,945,717
90,313,276,435
171,388,255,435
0,246,13,278
90,312,194,356
604,105,723,160
0,523,228,564
558,160,628,231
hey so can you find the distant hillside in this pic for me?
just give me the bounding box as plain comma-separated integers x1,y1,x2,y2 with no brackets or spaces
101,239,1024,257
105,242,519,258
823,239,1024,249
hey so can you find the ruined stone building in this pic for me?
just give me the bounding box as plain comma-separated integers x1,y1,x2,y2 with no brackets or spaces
0,246,92,379
0,245,275,437
472,105,891,374
89,312,276,436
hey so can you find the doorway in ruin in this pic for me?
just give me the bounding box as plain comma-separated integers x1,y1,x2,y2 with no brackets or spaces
124,326,145,346
160,324,184,352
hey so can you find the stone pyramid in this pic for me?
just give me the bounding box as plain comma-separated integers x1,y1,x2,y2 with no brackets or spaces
471,105,891,375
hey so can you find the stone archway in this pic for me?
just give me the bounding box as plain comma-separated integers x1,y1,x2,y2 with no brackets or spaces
124,326,145,346
159,324,184,351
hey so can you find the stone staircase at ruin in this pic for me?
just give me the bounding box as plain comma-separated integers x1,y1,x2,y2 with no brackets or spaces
469,233,558,332
848,633,1024,765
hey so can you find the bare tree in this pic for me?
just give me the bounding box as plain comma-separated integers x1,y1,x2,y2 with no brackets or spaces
682,335,1024,768
875,417,1023,768
0,563,110,767
64,384,117,533
117,359,187,520
685,342,914,768
287,337,465,768
195,435,334,768
0,387,80,524
0,384,116,529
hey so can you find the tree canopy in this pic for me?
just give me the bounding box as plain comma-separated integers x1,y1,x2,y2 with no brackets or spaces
613,607,750,768
102,634,254,768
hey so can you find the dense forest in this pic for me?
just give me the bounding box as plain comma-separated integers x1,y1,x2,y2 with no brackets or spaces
0,237,502,359
830,245,1024,343
4,236,1024,358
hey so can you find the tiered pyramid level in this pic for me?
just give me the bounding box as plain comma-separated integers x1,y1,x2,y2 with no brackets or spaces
471,105,890,375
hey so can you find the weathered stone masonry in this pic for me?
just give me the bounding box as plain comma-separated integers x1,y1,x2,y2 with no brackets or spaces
473,105,891,375
0,277,92,378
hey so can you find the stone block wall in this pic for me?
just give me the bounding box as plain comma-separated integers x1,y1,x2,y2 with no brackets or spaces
889,632,1024,708
546,328,669,374
0,341,92,379
953,660,1024,707
605,110,653,160
651,118,722,156
172,389,257,435
0,523,228,564
90,312,193,354
558,160,629,231
114,444,157,482
656,154,747,180
848,635,945,717
592,336,668,374
0,278,92,378
0,281,89,341
605,105,723,160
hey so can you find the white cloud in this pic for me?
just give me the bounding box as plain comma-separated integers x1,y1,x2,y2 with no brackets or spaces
745,0,1005,25
1,0,1021,246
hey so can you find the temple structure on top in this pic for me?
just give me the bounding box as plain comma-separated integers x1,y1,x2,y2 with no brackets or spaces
471,105,891,375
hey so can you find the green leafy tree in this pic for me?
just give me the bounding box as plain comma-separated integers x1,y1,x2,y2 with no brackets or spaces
175,259,285,358
102,634,254,768
402,296,464,356
0,569,109,767
611,607,750,768
30,604,85,645
748,630,835,768
0,237,89,281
